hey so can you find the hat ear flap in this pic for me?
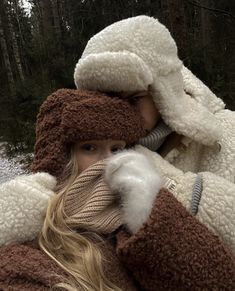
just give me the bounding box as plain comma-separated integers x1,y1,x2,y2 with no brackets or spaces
181,66,225,113
151,71,222,146
31,89,73,177
32,140,69,178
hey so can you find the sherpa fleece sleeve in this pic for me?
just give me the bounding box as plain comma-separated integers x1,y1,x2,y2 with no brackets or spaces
0,172,56,246
0,240,66,290
116,189,235,291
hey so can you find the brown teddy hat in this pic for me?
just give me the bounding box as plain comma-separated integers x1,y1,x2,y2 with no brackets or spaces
31,89,145,178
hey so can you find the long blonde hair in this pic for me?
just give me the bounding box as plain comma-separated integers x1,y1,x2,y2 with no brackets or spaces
39,149,122,291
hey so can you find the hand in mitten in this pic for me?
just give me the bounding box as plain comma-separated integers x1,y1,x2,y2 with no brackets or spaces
0,172,56,246
135,145,235,254
135,144,198,210
105,150,162,233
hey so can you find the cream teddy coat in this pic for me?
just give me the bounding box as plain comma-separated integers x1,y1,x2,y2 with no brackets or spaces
74,16,235,252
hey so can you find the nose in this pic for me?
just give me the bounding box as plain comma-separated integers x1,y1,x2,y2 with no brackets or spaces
101,149,113,159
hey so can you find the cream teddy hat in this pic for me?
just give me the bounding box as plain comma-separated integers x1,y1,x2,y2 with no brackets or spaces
74,15,225,146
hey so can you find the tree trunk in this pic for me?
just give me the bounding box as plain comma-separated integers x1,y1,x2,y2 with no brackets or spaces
200,0,213,74
40,0,52,36
7,0,25,81
159,0,171,29
0,10,15,96
51,0,61,36
167,0,188,59
13,0,29,76
224,22,235,110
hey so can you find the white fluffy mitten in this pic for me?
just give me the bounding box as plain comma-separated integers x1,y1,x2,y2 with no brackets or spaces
105,150,162,233
0,172,56,246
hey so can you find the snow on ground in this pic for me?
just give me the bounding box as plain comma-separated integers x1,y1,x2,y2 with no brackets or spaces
0,143,29,184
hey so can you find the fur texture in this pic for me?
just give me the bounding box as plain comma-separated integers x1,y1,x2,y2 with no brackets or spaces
31,89,145,178
0,172,56,246
74,15,235,252
136,144,235,253
181,66,225,113
75,51,153,92
2,191,235,290
74,15,222,145
116,190,235,290
1,13,235,266
105,150,162,233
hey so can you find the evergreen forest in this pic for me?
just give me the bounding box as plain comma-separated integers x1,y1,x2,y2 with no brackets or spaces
0,0,234,154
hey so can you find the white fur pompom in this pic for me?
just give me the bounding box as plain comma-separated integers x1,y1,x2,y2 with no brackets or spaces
105,150,162,233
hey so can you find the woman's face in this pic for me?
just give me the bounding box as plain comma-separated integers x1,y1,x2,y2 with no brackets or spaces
75,139,126,174
122,91,160,132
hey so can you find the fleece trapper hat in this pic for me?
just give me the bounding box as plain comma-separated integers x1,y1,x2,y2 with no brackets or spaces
74,15,224,146
31,89,145,178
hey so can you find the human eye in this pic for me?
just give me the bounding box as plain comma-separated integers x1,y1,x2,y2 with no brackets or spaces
81,143,96,152
129,92,146,105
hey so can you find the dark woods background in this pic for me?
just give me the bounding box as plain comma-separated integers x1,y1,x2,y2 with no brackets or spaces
0,0,235,155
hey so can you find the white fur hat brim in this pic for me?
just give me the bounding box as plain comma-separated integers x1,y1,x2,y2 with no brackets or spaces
74,51,153,92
